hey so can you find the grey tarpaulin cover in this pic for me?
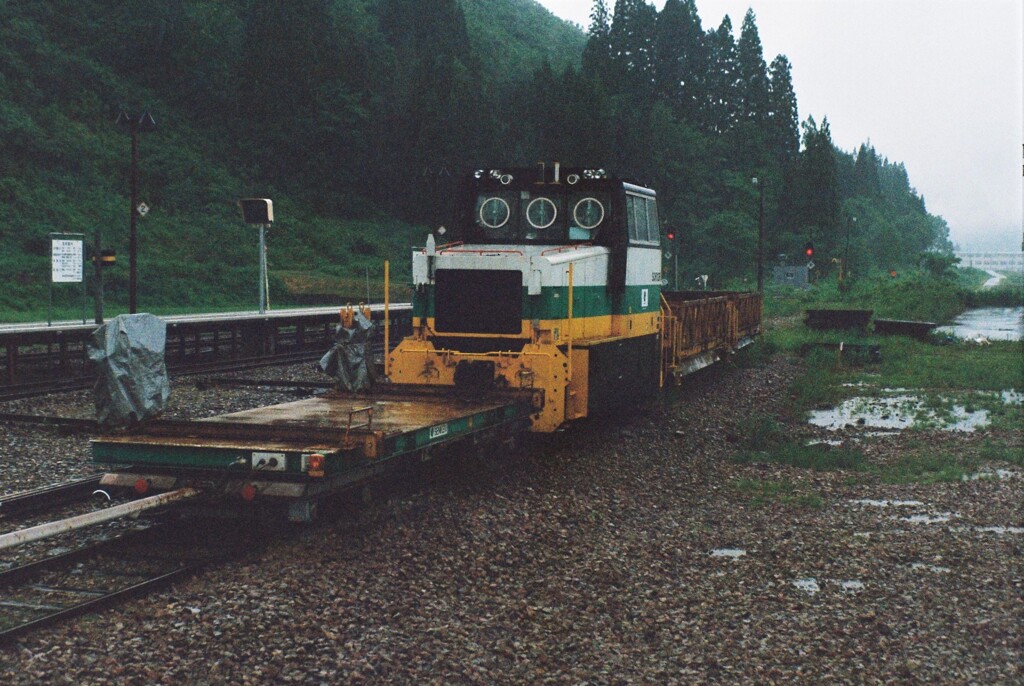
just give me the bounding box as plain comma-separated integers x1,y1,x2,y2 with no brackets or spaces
319,311,376,392
89,313,170,428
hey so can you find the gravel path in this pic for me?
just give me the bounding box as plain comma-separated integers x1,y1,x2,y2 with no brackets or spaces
0,357,1020,684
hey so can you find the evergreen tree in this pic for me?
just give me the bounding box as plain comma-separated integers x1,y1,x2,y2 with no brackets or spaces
582,0,614,82
767,55,799,161
852,143,882,197
735,9,769,127
705,16,738,133
608,0,658,95
654,0,706,124
796,116,841,253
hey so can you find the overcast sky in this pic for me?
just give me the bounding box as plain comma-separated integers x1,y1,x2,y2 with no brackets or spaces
535,0,1023,251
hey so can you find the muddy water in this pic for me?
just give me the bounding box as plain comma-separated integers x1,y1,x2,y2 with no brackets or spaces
937,307,1023,342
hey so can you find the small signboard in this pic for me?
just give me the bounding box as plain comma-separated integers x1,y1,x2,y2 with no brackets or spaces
51,237,83,283
48,233,88,325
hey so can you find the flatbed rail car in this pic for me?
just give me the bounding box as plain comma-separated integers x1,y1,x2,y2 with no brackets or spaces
93,387,533,521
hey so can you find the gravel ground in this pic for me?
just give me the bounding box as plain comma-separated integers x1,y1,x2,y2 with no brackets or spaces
0,356,1020,684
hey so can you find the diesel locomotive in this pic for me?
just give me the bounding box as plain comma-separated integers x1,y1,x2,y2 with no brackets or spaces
387,165,759,432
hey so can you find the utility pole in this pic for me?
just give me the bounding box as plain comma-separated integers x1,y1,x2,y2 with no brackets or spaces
752,177,765,292
844,215,857,284
93,229,104,324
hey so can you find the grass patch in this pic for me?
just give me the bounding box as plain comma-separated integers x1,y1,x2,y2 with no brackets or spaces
875,451,979,484
734,440,868,472
731,478,824,508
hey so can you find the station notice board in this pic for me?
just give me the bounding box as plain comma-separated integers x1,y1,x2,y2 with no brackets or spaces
51,237,84,283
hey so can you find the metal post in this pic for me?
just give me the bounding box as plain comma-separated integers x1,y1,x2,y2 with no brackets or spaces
258,224,267,314
844,216,856,283
129,125,138,313
756,181,765,293
93,229,104,324
384,260,390,378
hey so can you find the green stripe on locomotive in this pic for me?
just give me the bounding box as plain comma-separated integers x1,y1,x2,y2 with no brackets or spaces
412,283,661,321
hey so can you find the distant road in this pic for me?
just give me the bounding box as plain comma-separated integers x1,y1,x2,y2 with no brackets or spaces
982,270,1006,289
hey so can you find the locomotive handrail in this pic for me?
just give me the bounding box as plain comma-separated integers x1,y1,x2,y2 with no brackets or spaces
417,241,464,253
540,243,592,256
438,248,524,255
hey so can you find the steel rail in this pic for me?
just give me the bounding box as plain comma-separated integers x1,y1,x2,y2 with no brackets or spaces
0,521,250,643
0,475,105,520
0,350,323,402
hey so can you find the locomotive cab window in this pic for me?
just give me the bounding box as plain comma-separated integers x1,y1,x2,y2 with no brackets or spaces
476,193,518,240
569,195,607,241
523,195,562,241
626,193,659,245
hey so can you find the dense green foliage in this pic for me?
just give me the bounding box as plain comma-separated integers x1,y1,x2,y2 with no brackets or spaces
0,0,952,317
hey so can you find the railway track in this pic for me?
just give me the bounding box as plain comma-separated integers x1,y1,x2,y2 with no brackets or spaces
0,349,325,403
0,518,254,643
0,475,105,520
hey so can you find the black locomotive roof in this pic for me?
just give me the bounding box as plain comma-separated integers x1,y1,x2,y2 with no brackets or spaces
469,167,654,195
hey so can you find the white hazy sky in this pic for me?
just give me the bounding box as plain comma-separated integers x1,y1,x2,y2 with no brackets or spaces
535,0,1024,251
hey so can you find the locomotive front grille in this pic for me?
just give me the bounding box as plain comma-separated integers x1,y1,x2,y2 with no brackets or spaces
434,269,522,334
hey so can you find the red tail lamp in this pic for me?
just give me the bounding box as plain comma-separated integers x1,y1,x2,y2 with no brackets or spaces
133,478,150,495
240,483,258,502
307,453,325,478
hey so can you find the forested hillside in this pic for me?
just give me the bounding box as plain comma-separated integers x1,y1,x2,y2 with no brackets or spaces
0,0,949,317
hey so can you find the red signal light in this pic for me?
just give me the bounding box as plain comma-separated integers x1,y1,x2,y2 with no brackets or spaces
804,241,814,258
666,231,675,241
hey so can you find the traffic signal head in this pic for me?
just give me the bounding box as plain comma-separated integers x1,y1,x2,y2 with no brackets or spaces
666,230,675,241
804,241,814,258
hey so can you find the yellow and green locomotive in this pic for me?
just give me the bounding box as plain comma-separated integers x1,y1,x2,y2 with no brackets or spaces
390,166,690,432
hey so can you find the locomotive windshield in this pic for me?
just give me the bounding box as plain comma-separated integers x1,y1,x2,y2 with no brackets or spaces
464,168,657,247
472,190,613,244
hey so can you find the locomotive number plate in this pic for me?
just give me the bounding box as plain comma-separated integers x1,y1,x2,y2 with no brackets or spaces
429,423,449,440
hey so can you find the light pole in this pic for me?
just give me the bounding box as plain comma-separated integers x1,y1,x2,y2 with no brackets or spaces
843,215,857,285
752,177,765,292
116,109,156,314
238,199,275,314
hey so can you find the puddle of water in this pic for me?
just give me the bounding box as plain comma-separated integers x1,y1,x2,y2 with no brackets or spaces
962,468,1020,481
853,499,924,507
902,513,956,524
935,306,1024,342
711,548,747,559
809,395,990,432
792,578,820,594
1002,390,1024,404
976,526,1024,535
911,562,951,573
838,580,865,592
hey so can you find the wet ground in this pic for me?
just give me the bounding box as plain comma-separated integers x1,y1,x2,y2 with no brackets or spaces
0,358,1020,683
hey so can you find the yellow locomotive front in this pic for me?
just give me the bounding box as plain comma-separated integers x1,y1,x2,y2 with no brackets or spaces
388,167,665,432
